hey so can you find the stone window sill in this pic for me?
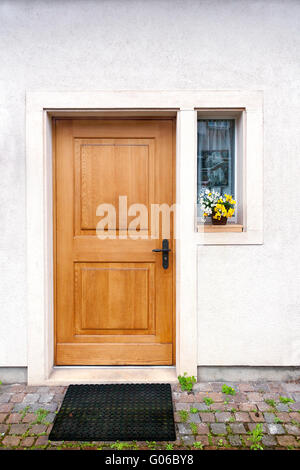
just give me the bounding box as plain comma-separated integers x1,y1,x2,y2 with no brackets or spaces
197,224,243,233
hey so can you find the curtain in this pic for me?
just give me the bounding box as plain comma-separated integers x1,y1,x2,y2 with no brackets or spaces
197,119,235,198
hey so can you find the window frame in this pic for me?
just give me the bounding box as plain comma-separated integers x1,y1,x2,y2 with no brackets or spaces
197,116,238,225
196,109,246,230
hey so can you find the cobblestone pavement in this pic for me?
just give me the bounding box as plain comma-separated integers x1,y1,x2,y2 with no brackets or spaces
1,381,300,450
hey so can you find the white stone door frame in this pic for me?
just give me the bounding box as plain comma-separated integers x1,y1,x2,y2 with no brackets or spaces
26,90,263,384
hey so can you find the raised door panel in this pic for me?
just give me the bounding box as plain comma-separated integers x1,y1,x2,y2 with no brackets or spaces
74,262,155,335
74,138,154,234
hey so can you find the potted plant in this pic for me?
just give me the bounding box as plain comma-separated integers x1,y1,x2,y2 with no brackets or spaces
198,189,236,225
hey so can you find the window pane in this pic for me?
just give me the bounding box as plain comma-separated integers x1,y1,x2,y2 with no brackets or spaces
197,119,235,200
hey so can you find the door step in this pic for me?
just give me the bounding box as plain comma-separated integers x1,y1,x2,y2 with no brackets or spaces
44,366,177,385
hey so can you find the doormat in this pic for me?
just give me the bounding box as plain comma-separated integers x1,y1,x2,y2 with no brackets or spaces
49,383,176,441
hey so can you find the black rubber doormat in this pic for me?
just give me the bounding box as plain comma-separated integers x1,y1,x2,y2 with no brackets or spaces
49,383,176,441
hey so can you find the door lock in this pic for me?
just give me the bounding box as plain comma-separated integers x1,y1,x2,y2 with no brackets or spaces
152,239,171,269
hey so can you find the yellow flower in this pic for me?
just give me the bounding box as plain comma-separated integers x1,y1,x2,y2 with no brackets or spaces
204,212,208,217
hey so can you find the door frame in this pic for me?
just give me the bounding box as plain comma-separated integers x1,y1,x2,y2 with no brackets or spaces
26,92,198,385
26,90,263,384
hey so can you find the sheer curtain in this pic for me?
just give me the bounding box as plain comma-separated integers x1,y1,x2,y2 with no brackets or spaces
197,119,235,198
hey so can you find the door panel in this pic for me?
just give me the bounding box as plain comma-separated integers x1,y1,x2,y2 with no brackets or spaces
54,119,175,365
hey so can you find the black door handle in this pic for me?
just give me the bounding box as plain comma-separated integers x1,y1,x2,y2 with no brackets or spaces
152,239,171,269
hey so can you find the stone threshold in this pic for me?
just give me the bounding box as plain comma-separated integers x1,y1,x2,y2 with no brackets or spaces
40,366,178,386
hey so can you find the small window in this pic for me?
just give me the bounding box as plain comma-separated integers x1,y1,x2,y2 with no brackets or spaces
197,118,237,222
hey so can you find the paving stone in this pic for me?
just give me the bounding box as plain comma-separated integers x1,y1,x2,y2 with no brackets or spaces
276,412,290,423
193,403,209,411
284,383,300,392
253,382,270,393
210,423,227,435
9,385,26,393
175,403,190,411
0,394,11,403
196,423,209,434
263,392,279,401
221,394,234,403
257,402,271,412
37,387,51,394
276,403,290,412
289,412,300,423
267,423,285,435
235,412,250,422
228,435,242,447
262,435,277,447
22,394,40,405
21,403,58,412
195,435,209,446
181,435,195,446
277,435,300,447
10,393,25,403
215,412,231,423
39,393,55,404
25,387,40,393
238,403,256,412
211,436,228,447
211,382,224,392
193,392,209,402
285,424,300,436
187,413,200,423
29,424,48,435
193,383,213,392
232,393,248,403
208,392,223,402
49,386,66,394
289,402,300,411
199,412,215,422
268,383,285,393
2,436,20,447
9,424,29,435
240,435,252,447
0,413,7,423
13,403,31,412
35,435,49,447
210,403,227,411
22,413,37,423
7,413,22,424
179,392,195,403
292,393,300,402
247,392,263,402
264,412,276,423
248,423,267,433
238,383,254,392
249,411,264,422
0,424,9,435
0,403,13,413
20,437,35,448
178,423,193,435
229,423,246,434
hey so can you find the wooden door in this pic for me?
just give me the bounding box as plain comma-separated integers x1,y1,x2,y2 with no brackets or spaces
54,119,175,365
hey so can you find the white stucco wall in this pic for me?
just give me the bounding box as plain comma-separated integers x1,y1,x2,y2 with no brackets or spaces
1,0,300,367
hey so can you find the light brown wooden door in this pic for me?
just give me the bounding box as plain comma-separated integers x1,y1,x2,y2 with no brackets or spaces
54,119,175,365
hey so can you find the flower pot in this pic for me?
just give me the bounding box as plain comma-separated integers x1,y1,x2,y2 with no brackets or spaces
211,213,228,225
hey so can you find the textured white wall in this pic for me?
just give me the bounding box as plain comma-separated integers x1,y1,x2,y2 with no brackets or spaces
0,0,300,366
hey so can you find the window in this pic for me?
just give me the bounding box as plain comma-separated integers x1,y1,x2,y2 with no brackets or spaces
197,117,238,223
